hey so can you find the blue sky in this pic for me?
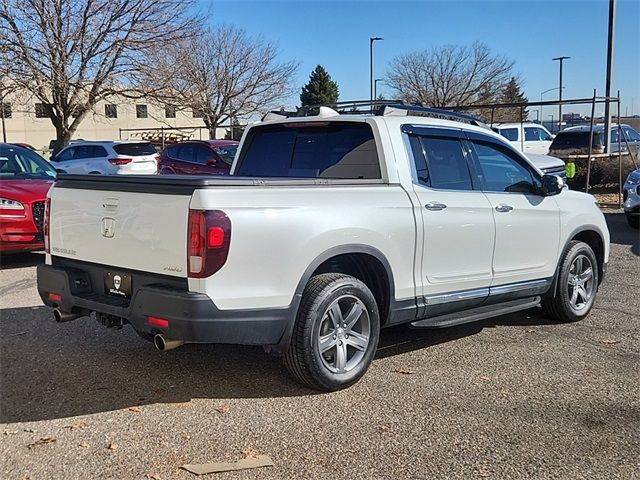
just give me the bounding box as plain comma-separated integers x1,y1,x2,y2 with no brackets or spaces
203,0,639,116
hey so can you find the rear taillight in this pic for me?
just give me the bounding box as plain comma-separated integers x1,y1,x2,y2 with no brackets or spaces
108,157,133,165
187,210,231,278
44,197,51,253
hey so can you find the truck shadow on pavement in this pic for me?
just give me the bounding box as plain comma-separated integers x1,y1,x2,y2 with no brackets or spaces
0,252,45,270
605,212,639,255
1,305,555,423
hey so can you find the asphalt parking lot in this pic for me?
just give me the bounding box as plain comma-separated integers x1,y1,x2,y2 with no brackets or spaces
1,211,638,480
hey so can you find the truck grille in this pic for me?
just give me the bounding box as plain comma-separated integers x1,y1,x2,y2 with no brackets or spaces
542,165,567,181
32,201,45,241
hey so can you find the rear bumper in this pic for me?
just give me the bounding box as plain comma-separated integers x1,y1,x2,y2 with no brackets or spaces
37,263,291,347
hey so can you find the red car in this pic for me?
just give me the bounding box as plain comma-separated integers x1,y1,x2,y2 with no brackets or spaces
0,143,56,254
158,140,238,175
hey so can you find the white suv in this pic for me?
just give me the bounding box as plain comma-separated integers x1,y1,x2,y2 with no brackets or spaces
493,122,554,155
50,141,158,175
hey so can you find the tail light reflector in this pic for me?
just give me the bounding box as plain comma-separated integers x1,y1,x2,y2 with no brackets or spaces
188,210,231,278
148,316,169,328
48,292,62,302
108,157,133,165
44,196,51,253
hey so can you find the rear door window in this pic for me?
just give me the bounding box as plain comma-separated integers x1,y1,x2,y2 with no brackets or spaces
91,146,108,158
524,127,541,141
195,144,213,164
236,122,380,179
499,128,519,141
113,143,156,156
408,135,474,191
176,143,196,163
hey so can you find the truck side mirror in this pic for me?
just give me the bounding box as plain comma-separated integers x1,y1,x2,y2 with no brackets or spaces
541,174,563,196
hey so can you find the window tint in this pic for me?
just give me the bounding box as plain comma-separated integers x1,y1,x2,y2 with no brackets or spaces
1,102,11,118
472,141,537,194
195,144,214,164
213,145,238,164
623,127,640,142
610,128,619,144
92,146,108,157
499,128,519,141
113,143,156,156
56,147,75,162
105,104,117,118
236,123,380,179
165,144,179,158
35,103,52,118
409,136,474,191
551,131,602,149
0,145,56,179
524,127,542,141
73,145,95,159
136,104,148,118
538,128,552,141
177,143,196,162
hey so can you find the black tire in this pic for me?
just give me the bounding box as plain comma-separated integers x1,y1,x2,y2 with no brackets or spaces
541,240,599,323
626,213,639,229
284,273,380,391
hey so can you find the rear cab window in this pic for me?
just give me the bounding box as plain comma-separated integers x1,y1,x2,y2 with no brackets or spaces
113,143,157,156
499,128,519,141
235,122,380,179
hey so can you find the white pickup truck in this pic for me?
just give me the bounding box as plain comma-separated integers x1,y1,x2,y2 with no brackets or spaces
38,105,610,391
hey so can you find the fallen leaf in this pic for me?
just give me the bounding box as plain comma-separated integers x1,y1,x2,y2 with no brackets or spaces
3,430,18,436
24,428,36,433
108,443,119,450
127,406,143,413
144,474,161,480
479,376,491,381
242,447,258,458
394,368,415,375
602,339,621,345
378,425,389,432
215,405,230,414
78,443,90,448
181,455,274,475
63,422,89,430
525,329,536,333
27,437,56,449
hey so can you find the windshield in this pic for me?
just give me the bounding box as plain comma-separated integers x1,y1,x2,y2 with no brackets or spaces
0,145,56,179
213,145,238,164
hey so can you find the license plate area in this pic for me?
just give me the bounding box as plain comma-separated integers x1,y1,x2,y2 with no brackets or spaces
104,271,132,298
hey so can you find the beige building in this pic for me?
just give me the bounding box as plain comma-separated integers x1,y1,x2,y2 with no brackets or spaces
0,92,228,153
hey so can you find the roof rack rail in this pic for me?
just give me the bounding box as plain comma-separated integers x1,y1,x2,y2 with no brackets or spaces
261,100,487,128
377,105,486,127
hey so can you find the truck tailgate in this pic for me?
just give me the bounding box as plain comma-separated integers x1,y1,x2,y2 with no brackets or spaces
49,181,190,277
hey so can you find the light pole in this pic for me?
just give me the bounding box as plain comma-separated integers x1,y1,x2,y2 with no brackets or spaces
552,56,570,130
374,78,385,101
369,37,383,103
540,87,565,128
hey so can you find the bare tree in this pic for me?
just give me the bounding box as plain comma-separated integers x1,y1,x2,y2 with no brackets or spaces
386,42,514,108
143,25,298,139
0,0,198,149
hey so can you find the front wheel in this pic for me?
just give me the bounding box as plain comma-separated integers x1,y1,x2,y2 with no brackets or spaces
284,273,380,391
626,213,639,229
542,240,599,323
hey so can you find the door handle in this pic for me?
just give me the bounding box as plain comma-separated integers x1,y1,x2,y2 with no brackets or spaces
425,201,447,211
495,204,514,213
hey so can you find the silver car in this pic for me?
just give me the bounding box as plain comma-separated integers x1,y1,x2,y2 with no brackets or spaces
623,168,640,229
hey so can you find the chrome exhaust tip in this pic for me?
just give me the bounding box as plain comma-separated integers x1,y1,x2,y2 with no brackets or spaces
153,334,184,352
53,308,80,323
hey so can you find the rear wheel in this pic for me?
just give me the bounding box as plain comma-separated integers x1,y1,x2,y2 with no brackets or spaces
284,273,380,391
542,240,599,323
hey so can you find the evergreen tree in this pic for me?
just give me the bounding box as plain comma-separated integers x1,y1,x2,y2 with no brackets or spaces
300,65,339,106
499,77,528,121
